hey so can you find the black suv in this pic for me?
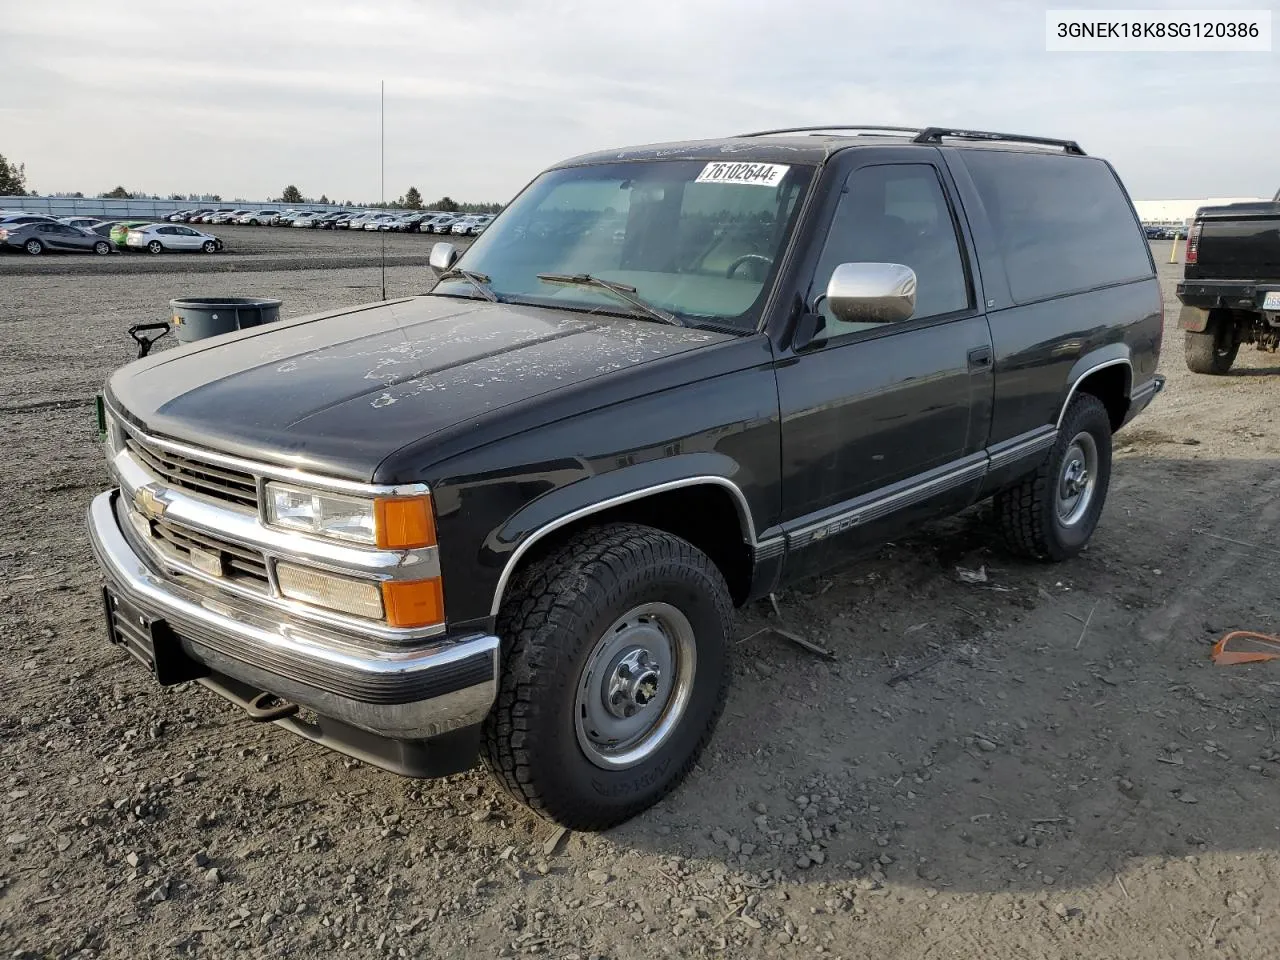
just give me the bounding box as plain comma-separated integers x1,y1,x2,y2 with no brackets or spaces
87,125,1164,829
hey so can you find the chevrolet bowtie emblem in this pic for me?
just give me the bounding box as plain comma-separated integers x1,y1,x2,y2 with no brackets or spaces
133,486,167,521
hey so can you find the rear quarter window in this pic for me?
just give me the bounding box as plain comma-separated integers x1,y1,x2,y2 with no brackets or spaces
959,151,1152,304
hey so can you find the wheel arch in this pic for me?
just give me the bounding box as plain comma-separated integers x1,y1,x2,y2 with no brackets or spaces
488,471,759,618
1057,352,1132,433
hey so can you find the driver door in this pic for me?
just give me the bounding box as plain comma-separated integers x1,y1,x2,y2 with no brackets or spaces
775,153,994,580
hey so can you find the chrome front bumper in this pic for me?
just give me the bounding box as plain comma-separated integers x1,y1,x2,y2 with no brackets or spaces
87,490,499,742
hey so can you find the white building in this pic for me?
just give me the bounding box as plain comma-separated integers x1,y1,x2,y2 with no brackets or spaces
1132,197,1270,225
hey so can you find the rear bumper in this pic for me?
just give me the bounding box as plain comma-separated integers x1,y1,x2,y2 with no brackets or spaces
87,490,499,753
1177,279,1280,316
1123,374,1165,426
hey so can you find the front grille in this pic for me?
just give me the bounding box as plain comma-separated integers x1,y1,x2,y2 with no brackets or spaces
150,516,271,592
125,435,258,509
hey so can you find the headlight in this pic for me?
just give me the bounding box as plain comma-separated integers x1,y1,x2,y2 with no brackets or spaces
264,482,436,549
265,482,377,544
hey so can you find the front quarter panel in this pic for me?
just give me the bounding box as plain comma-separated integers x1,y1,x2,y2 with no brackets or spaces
424,361,782,630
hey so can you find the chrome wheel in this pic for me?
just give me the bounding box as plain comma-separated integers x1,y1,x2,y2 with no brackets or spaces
1056,431,1098,527
574,602,697,770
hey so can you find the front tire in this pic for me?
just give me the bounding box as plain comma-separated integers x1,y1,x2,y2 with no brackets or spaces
202,240,217,253
483,523,731,829
24,239,43,256
147,240,163,254
994,393,1113,561
93,241,110,255
1185,314,1237,374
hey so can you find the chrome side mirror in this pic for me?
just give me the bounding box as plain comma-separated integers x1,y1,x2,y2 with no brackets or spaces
429,241,459,274
825,262,917,324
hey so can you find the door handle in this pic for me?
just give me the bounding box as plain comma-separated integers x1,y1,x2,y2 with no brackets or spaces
967,346,993,371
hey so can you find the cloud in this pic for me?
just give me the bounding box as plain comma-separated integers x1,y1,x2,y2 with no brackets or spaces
3,0,1276,201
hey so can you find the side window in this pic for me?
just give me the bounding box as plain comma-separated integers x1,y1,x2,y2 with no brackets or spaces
811,164,970,335
960,151,1152,303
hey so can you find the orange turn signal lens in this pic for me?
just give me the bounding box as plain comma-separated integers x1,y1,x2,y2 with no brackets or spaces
374,496,436,549
381,577,445,629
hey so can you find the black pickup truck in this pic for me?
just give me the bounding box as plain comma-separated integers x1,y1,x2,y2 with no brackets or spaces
88,125,1164,829
1177,192,1280,373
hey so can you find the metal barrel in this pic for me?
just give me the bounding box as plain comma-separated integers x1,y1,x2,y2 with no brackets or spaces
169,297,283,345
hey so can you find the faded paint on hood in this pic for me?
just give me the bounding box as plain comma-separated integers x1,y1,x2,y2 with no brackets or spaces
107,295,730,480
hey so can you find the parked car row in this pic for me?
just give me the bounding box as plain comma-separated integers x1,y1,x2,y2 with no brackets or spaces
0,210,222,256
165,207,495,234
167,208,279,226
1143,223,1188,240
0,204,494,256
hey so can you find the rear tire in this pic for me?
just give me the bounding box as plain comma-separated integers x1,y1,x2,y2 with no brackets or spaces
147,240,163,254
1185,316,1237,374
995,393,1113,562
482,523,732,829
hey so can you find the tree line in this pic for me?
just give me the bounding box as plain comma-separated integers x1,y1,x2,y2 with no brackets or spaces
280,184,502,213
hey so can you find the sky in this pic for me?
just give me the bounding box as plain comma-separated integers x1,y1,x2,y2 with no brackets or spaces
2,0,1275,204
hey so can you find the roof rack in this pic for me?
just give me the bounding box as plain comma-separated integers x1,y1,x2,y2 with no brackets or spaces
911,127,1085,155
736,125,923,138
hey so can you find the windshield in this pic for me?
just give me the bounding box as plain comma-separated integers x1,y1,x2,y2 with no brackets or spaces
433,159,814,329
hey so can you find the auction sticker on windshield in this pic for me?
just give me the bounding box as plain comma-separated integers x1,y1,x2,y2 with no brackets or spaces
695,162,791,187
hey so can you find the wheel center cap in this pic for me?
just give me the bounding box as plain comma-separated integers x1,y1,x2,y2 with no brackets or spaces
606,648,662,720
1062,461,1088,497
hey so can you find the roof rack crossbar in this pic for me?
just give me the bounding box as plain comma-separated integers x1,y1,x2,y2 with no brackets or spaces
911,127,1086,155
735,125,923,138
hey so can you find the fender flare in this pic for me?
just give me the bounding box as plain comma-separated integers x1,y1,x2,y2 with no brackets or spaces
485,453,758,617
1056,348,1132,430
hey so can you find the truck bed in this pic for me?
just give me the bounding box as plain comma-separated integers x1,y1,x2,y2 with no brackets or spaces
1184,196,1280,284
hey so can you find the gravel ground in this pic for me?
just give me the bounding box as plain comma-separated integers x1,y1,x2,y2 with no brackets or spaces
4,242,1280,959
0,225,472,277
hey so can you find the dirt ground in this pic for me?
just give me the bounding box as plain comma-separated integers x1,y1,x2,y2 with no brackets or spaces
3,243,1280,960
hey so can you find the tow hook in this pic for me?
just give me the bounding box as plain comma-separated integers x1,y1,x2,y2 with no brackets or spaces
244,691,300,723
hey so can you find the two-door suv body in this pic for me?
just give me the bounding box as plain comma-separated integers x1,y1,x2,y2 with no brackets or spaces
88,125,1164,828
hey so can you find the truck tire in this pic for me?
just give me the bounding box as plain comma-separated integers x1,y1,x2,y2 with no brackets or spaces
482,523,732,829
994,393,1113,562
1184,319,1237,375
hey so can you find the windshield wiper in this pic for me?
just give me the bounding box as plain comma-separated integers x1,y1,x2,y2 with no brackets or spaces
536,273,683,327
435,268,500,303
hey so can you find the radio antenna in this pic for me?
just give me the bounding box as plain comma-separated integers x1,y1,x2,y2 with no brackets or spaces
380,79,386,302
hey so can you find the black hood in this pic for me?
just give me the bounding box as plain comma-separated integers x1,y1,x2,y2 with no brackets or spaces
107,295,731,480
